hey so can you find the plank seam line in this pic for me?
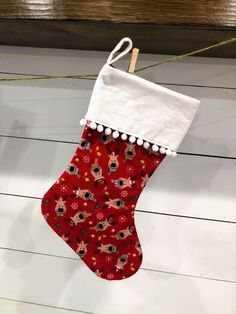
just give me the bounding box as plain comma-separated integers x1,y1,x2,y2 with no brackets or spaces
0,70,235,90
0,134,235,160
1,246,235,284
137,209,236,224
1,192,236,225
141,267,236,284
178,152,236,160
0,296,94,314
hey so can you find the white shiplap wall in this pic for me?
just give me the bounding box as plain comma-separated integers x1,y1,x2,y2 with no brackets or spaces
0,45,236,314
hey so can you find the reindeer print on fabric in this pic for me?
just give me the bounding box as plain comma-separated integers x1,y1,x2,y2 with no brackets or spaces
41,36,200,281
42,124,165,280
54,195,67,216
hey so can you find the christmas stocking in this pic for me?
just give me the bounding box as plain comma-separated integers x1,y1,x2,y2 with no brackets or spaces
41,37,200,280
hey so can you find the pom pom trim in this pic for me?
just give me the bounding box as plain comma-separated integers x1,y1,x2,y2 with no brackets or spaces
80,118,177,157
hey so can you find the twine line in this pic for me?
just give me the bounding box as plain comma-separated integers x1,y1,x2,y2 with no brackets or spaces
0,37,235,82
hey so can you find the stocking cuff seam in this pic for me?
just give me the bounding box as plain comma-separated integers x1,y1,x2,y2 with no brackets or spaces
84,59,200,154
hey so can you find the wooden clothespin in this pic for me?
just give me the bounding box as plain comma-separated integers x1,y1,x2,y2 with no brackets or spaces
128,48,139,74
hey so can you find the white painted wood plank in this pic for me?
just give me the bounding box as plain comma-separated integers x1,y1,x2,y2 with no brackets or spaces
0,298,88,314
139,154,236,222
0,83,235,157
0,83,90,143
0,195,236,282
1,45,235,314
0,137,235,222
179,86,236,156
0,248,236,314
0,45,235,88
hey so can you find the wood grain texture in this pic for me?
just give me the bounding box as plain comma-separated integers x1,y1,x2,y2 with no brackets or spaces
0,19,235,57
0,1,236,57
1,0,236,27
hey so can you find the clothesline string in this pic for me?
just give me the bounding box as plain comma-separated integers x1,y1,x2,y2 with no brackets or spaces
0,37,235,82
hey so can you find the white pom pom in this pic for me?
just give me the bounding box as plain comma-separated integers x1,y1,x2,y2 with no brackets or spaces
121,133,128,141
137,138,143,146
143,142,150,149
152,144,159,152
97,124,104,132
112,131,119,139
105,128,112,135
160,147,166,154
171,151,177,157
80,118,86,126
90,121,97,130
166,149,172,156
129,136,136,143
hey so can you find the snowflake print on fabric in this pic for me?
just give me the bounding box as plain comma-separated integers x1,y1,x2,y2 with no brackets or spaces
41,37,200,281
41,125,165,280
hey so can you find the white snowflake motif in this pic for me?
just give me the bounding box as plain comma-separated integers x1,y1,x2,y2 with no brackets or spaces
60,184,68,193
105,256,113,263
118,214,127,223
83,156,90,163
107,273,114,280
126,165,134,174
121,190,128,198
96,212,104,220
71,202,79,210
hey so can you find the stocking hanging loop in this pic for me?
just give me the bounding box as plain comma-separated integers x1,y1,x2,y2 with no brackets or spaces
106,37,133,65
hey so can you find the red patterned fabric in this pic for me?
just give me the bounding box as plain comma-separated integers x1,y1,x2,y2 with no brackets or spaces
41,124,165,280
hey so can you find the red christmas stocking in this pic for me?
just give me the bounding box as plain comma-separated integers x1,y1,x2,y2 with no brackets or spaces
41,37,200,281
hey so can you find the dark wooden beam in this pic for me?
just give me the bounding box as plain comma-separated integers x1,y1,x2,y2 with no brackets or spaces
1,0,236,27
0,20,235,57
0,1,235,57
